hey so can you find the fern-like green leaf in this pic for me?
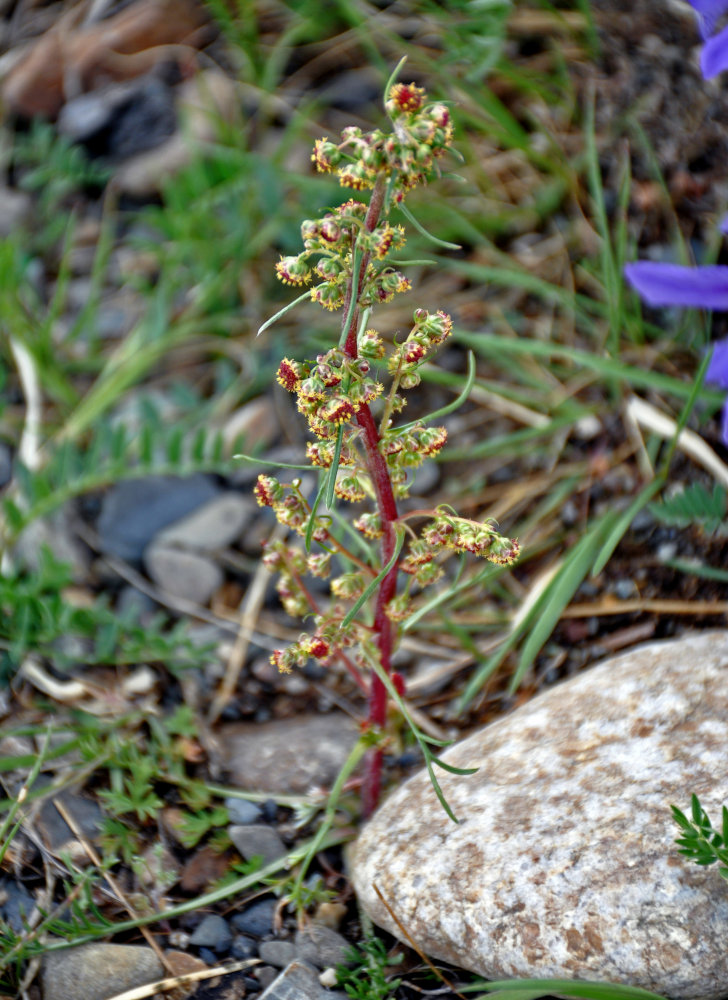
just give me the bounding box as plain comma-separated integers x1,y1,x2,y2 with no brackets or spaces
650,483,727,535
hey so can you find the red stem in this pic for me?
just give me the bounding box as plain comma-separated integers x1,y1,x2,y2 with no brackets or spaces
338,175,401,816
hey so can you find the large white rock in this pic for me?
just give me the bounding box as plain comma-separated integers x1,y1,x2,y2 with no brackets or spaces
350,631,728,1000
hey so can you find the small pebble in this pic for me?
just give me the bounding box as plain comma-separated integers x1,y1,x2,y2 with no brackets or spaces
296,924,350,969
255,966,278,990
189,913,232,952
231,898,277,937
225,797,263,825
229,824,287,865
231,935,258,960
258,940,297,968
613,578,637,600
656,541,678,562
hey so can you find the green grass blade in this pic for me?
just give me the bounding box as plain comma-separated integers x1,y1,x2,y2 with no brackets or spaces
341,529,405,629
464,978,670,1000
591,478,664,577
512,512,619,691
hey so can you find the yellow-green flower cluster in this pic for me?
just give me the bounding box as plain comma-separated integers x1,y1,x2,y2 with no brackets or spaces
275,198,411,313
422,513,520,565
311,83,454,199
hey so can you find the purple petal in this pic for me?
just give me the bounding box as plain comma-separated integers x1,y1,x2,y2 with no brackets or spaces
706,339,728,389
720,213,728,236
689,0,728,37
701,22,728,76
624,261,728,309
721,400,728,446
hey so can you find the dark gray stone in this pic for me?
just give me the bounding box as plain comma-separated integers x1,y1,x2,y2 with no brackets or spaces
230,898,277,937
219,714,359,795
258,940,297,968
225,797,263,825
144,544,223,603
0,879,34,932
97,474,219,563
231,934,258,960
41,943,163,1000
295,924,350,970
259,960,333,1000
189,913,232,952
229,824,287,866
58,74,177,160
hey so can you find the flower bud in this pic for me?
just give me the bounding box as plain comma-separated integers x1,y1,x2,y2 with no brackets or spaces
275,255,311,286
300,219,319,241
400,371,421,389
359,329,386,359
331,572,365,600
386,83,426,115
276,357,302,392
319,218,342,243
321,396,357,425
354,512,383,538
311,138,340,172
254,474,282,507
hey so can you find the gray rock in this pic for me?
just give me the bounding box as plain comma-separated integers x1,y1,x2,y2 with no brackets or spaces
231,934,258,959
98,475,219,563
258,960,336,1000
229,824,287,865
225,797,263,825
58,74,177,159
259,940,297,968
41,943,163,1000
223,396,280,454
295,924,349,969
0,878,35,932
350,631,728,1000
36,787,103,860
189,913,232,952
219,714,359,795
231,898,276,936
144,544,223,604
156,493,251,550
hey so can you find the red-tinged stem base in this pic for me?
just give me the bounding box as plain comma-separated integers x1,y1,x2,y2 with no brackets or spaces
339,174,401,818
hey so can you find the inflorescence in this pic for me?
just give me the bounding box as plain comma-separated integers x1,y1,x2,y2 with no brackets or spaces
257,80,518,687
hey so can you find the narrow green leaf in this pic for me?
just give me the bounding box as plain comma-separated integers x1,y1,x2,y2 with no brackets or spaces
513,512,618,691
324,424,346,511
256,289,311,336
341,529,405,628
397,201,462,250
591,478,663,576
398,352,476,431
305,477,329,554
464,977,671,1000
234,451,312,471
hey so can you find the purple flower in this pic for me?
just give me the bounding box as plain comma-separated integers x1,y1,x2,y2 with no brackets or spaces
623,259,728,443
689,0,728,77
707,339,728,441
623,261,728,309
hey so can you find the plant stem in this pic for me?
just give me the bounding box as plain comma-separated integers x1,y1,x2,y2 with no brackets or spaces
338,175,401,816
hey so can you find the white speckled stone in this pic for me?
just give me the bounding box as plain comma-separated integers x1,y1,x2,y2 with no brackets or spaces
350,631,728,1000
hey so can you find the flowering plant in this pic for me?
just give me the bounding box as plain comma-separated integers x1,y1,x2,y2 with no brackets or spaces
624,0,728,442
254,66,518,817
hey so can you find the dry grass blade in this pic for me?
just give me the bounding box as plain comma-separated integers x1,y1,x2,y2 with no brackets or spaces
104,958,259,1000
52,798,173,975
208,521,287,723
625,396,728,488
